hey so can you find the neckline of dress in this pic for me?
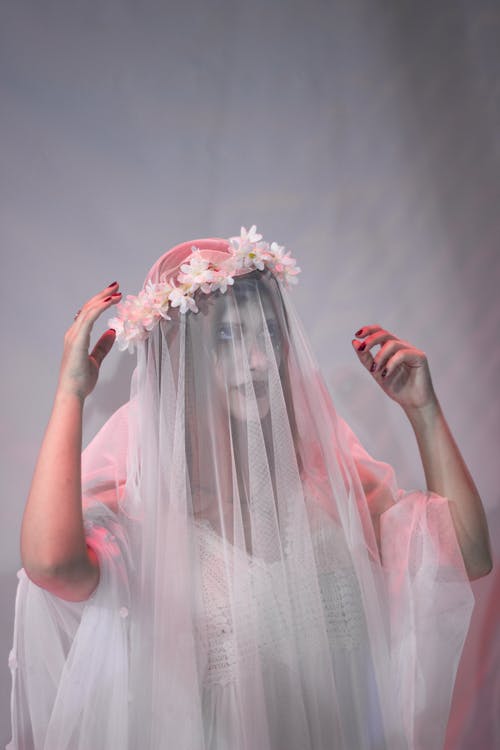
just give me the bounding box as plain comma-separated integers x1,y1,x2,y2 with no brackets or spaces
193,517,281,569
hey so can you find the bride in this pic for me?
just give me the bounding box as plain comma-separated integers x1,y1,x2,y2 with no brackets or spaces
9,227,491,749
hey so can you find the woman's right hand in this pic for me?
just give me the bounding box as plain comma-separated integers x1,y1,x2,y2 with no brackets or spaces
57,282,122,400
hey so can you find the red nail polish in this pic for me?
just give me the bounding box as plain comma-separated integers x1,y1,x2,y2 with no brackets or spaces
107,281,118,287
381,367,388,377
358,342,366,351
104,296,112,302
355,329,363,336
370,362,377,372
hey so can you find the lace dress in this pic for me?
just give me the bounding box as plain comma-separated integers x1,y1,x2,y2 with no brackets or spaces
195,498,387,750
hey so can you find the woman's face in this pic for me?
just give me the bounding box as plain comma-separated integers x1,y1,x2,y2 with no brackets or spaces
213,288,283,421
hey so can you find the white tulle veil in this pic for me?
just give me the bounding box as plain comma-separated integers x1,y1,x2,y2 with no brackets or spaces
8,235,474,750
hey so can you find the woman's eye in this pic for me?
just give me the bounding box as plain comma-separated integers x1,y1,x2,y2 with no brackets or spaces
217,325,232,340
265,322,281,344
217,325,242,341
217,322,278,344
266,322,277,338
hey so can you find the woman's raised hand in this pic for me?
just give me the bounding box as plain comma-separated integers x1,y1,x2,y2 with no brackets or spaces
352,325,437,413
58,282,122,400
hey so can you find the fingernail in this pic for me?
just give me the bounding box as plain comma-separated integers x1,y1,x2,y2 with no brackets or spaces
381,367,388,377
107,281,118,287
109,328,116,334
104,296,112,302
355,328,364,336
370,362,377,373
111,293,122,298
358,342,366,351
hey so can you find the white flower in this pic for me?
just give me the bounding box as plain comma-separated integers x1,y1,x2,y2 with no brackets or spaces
269,241,285,259
115,318,149,353
108,315,123,336
136,289,160,332
178,249,215,292
145,279,173,321
268,242,301,284
242,224,263,245
168,285,198,314
229,225,265,269
247,242,272,271
109,290,160,352
229,226,272,272
281,263,301,285
230,225,263,250
229,237,248,266
211,269,235,294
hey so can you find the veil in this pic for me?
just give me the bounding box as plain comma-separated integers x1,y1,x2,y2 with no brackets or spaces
8,236,474,750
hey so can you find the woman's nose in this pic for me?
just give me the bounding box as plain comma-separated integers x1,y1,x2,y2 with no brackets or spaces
248,340,267,372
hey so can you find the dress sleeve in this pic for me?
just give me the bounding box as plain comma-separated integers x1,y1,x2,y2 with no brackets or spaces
7,502,131,750
338,416,475,749
380,491,474,749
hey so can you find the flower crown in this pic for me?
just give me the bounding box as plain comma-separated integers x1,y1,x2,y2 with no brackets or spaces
109,225,301,352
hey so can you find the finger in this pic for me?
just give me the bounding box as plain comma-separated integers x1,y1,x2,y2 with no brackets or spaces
371,339,409,373
352,335,409,377
361,331,398,354
353,325,384,339
352,338,376,372
71,283,120,327
379,347,426,379
90,329,116,368
66,293,121,351
73,292,122,333
353,325,400,348
88,281,120,305
352,330,400,362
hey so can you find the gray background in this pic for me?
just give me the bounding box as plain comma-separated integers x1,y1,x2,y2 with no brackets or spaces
1,0,499,745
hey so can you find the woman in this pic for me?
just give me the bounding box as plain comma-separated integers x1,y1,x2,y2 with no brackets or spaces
9,228,491,749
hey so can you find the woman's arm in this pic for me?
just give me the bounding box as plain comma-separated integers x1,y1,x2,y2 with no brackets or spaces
352,325,492,580
21,283,121,601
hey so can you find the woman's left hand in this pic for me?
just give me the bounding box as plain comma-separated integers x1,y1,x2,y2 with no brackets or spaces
352,325,437,412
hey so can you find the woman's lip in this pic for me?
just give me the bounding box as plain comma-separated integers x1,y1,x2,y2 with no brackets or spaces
234,381,268,396
253,381,267,396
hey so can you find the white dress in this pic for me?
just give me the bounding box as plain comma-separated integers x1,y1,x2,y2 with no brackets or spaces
7,482,473,750
195,502,384,750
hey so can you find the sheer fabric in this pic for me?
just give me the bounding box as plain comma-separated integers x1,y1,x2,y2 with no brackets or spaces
8,238,473,749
